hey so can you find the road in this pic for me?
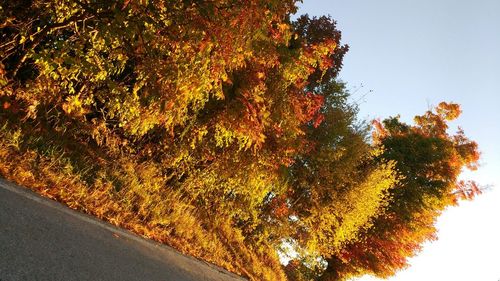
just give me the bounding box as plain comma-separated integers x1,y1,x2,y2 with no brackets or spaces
0,178,245,281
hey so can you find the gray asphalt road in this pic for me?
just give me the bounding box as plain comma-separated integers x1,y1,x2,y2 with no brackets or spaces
0,178,245,281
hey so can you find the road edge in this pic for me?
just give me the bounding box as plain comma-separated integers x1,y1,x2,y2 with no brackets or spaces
0,177,247,281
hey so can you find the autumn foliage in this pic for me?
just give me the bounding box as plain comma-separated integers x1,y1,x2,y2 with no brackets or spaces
0,1,480,280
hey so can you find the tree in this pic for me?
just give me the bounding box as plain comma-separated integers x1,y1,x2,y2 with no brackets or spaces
1,1,347,279
319,102,480,280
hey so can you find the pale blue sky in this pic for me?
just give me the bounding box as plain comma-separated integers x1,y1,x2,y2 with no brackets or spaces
297,1,500,280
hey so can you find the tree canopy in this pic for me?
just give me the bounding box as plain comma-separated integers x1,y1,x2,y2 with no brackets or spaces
0,1,480,280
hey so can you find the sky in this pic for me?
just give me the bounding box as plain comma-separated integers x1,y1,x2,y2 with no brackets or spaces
297,1,500,280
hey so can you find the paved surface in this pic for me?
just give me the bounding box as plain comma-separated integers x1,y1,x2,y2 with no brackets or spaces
0,178,245,281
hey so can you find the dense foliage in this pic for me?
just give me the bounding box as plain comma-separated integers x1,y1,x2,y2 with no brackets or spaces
0,1,480,280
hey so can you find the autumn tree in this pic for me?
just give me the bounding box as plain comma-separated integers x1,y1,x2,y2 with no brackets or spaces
0,1,348,279
319,102,480,281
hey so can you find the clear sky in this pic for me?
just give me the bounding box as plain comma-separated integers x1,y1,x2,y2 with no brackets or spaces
297,1,500,280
